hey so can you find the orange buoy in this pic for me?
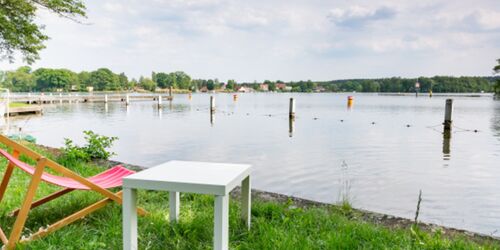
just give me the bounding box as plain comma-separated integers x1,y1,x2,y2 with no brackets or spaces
347,96,354,108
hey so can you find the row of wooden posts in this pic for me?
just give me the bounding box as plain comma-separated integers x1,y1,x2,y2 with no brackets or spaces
209,96,453,132
21,86,176,105
23,92,455,132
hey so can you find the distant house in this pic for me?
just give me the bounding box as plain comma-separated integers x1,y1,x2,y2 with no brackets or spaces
238,86,252,93
71,85,78,91
259,84,269,91
314,86,326,92
86,86,94,92
284,86,292,91
276,83,287,90
200,86,208,92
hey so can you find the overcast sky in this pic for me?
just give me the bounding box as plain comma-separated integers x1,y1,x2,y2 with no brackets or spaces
1,0,500,82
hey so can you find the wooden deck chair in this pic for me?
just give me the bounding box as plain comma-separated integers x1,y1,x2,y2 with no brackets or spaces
0,134,145,249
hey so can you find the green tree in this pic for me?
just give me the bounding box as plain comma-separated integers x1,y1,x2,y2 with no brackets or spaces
139,77,156,92
2,66,36,92
0,0,86,64
89,68,119,91
269,82,277,91
153,71,191,89
207,79,215,91
33,68,78,91
78,71,91,90
155,72,170,88
129,78,138,90
361,81,380,92
118,73,129,90
191,79,205,91
172,71,191,89
226,79,236,90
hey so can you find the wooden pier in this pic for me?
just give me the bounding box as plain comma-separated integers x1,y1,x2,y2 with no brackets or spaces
8,94,175,105
6,106,43,116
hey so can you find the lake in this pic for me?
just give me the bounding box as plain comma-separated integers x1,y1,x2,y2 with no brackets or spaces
3,93,500,236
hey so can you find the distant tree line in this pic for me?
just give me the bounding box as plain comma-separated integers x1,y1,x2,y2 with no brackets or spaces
0,66,132,92
0,67,196,92
243,76,497,93
0,66,498,93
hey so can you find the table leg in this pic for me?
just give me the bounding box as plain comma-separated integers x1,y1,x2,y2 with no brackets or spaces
214,195,229,250
123,188,138,250
241,175,251,229
169,191,180,222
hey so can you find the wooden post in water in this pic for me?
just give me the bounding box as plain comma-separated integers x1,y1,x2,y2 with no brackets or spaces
59,93,63,104
444,99,453,131
104,94,108,103
289,98,295,120
125,94,130,106
68,94,72,104
49,93,53,104
28,93,32,104
210,96,215,113
157,95,162,108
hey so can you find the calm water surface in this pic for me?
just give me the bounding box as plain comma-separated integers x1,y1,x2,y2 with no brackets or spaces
6,93,500,236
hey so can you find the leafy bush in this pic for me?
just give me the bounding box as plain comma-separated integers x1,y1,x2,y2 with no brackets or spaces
82,130,118,159
59,131,118,164
60,138,91,163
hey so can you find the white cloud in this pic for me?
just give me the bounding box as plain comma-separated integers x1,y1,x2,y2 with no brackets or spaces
1,0,499,81
328,5,396,27
362,36,442,53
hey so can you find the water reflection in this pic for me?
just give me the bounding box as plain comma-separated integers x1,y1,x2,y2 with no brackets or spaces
210,111,215,126
442,130,451,163
289,118,294,137
491,102,500,139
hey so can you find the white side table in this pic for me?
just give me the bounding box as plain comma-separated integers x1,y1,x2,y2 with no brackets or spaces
122,160,252,250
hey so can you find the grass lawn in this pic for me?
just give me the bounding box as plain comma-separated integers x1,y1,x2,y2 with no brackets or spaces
8,103,31,108
0,143,498,249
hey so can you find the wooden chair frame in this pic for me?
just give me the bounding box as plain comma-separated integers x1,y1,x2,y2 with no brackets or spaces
0,135,145,249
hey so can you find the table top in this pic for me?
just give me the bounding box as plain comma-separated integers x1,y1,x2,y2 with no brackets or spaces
123,160,252,195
